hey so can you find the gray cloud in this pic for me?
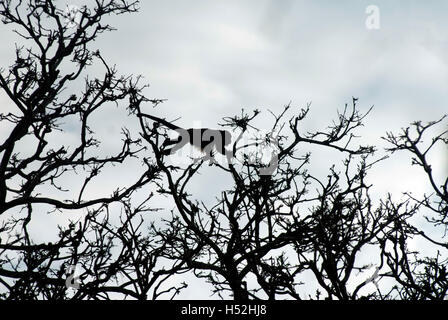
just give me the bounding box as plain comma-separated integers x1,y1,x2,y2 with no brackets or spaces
1,0,447,299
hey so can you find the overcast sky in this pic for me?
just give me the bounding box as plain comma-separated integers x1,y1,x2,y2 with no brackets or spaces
95,0,448,188
1,0,448,299
100,0,448,123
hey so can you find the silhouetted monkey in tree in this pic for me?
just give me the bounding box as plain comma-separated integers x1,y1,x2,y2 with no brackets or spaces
139,113,233,162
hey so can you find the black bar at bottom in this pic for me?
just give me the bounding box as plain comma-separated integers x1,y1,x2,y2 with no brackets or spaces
0,300,441,319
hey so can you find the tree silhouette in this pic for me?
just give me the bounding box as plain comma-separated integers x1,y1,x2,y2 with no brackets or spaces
0,0,183,300
135,99,422,300
1,0,447,301
382,116,448,299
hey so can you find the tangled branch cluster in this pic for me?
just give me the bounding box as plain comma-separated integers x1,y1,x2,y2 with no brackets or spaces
0,0,447,300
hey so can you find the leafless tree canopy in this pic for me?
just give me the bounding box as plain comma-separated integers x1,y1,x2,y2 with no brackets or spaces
0,0,447,300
